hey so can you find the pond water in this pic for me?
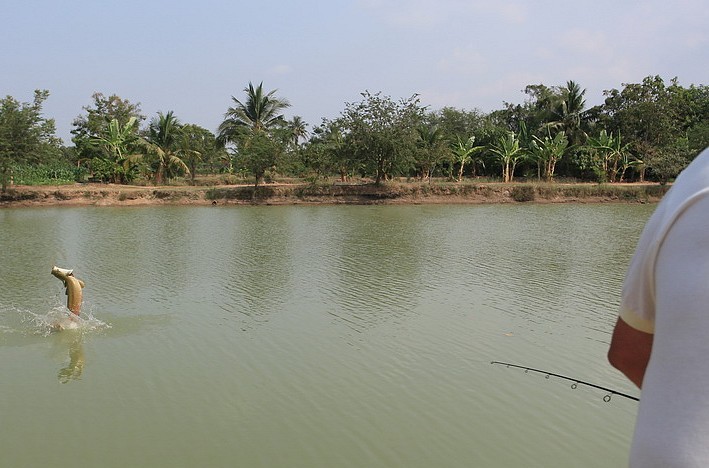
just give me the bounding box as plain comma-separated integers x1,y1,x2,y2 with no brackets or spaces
0,203,654,468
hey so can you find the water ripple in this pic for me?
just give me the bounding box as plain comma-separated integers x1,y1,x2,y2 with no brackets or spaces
0,204,650,467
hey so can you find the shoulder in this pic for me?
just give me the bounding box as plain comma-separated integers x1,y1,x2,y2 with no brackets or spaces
619,148,709,332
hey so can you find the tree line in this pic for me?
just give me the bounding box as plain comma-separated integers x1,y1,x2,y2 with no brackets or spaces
1,75,707,192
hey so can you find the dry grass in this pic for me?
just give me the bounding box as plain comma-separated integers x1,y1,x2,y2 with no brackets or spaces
1,180,669,207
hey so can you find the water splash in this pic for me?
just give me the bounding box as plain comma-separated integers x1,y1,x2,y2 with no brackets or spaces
1,302,110,339
32,307,110,336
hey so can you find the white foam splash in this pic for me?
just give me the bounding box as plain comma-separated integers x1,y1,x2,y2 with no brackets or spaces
3,303,111,337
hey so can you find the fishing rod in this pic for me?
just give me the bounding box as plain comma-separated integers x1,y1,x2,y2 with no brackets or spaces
490,361,639,402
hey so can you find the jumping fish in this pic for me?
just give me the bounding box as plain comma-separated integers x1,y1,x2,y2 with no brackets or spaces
51,266,85,330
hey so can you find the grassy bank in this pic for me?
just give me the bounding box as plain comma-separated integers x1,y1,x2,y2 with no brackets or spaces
0,180,668,207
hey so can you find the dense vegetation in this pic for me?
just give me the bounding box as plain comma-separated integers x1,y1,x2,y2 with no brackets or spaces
1,76,707,192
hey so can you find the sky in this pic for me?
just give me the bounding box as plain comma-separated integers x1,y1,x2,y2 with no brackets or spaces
2,0,707,144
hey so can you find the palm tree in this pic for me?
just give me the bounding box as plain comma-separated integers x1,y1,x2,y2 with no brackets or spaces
144,111,190,184
545,81,587,145
288,116,308,148
217,82,291,146
217,83,292,187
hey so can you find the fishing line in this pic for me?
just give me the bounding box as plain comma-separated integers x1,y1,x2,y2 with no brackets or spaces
491,361,639,402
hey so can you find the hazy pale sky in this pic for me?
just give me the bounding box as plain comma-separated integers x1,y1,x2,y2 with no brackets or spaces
2,0,707,143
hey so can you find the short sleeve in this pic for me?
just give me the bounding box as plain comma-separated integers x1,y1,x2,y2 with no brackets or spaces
620,185,709,334
619,225,658,334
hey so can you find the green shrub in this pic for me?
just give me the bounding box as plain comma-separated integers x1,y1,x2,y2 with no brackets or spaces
88,158,114,183
12,163,77,185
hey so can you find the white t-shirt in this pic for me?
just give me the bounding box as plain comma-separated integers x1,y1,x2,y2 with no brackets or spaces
620,148,709,467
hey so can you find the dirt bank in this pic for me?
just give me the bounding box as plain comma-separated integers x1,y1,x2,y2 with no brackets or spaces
0,181,668,208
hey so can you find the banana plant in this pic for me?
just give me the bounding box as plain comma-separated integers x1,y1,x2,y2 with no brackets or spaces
586,130,631,182
89,117,142,183
451,136,485,181
490,132,524,183
528,130,569,181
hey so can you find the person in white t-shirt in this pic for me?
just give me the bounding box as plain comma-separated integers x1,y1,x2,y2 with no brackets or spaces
609,147,709,467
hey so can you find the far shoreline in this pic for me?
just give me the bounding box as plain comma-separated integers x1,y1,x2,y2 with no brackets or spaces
0,181,669,208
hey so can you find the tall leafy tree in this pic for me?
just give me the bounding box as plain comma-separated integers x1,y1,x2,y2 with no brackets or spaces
71,92,144,164
339,91,425,184
238,130,287,187
0,90,61,191
305,120,352,181
179,124,221,182
430,107,487,142
682,84,709,153
601,76,680,148
598,76,703,180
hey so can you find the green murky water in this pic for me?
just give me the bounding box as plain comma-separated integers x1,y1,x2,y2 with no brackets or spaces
0,203,653,467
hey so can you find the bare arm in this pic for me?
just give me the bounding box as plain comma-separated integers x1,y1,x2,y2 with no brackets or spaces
608,317,654,388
